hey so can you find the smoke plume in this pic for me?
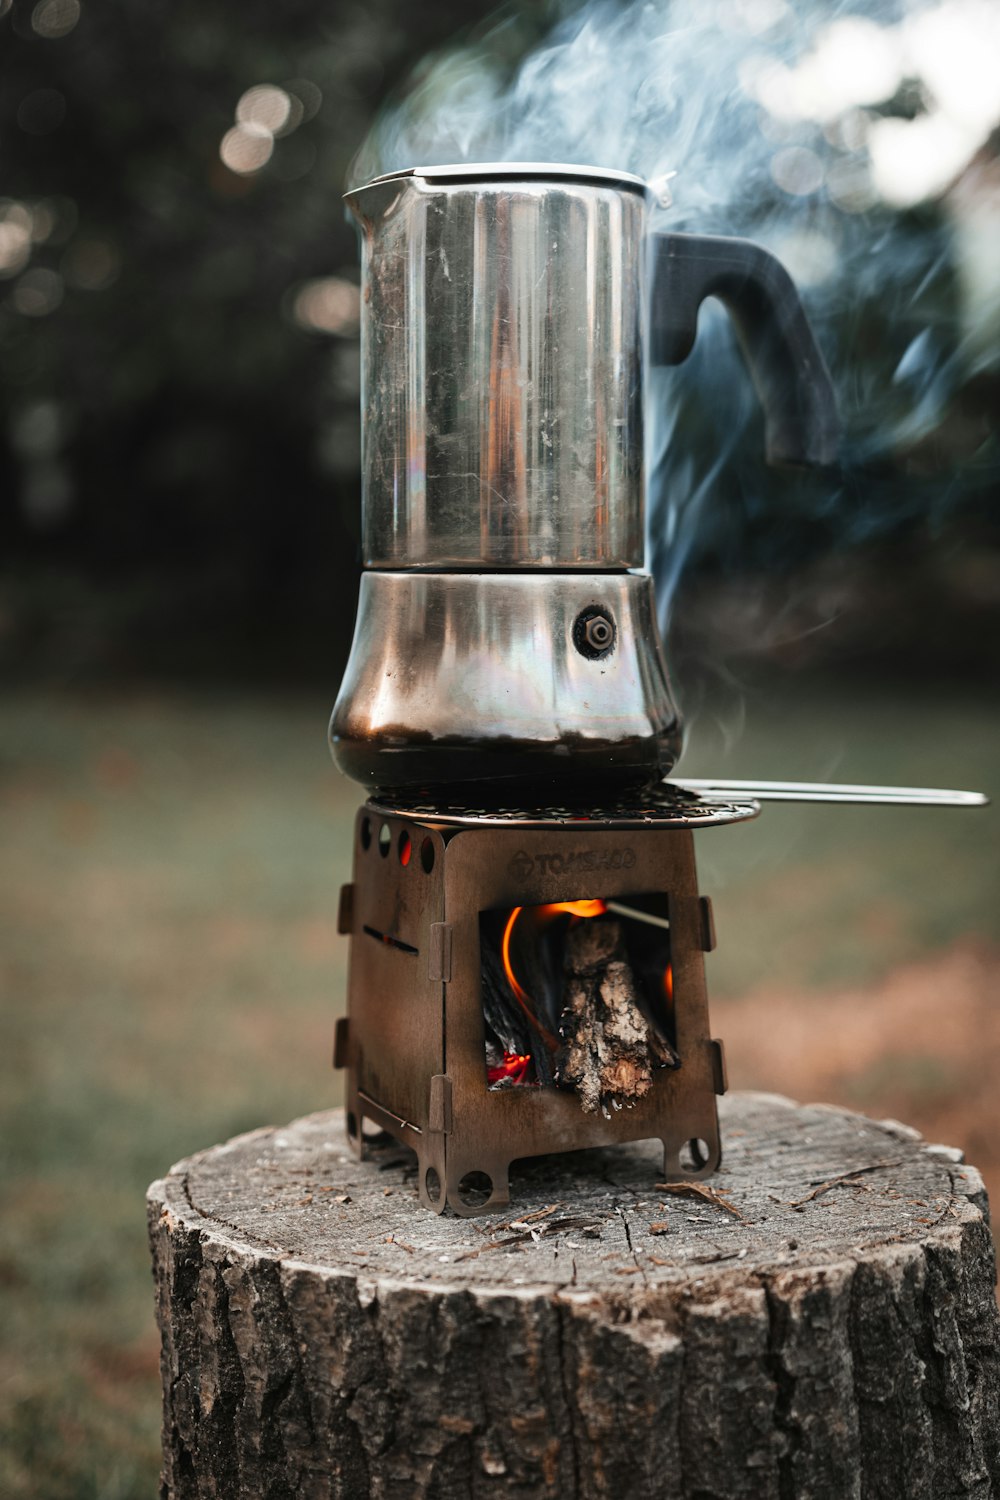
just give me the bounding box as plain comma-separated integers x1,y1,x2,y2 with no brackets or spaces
352,0,1000,630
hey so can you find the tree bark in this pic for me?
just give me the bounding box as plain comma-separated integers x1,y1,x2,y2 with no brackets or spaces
148,1092,1000,1500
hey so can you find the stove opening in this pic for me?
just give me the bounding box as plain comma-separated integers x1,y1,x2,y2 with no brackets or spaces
479,896,679,1115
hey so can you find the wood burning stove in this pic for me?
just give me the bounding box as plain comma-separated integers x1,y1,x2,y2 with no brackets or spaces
334,790,757,1217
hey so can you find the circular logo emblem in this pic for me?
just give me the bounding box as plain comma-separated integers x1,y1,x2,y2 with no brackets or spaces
510,851,534,880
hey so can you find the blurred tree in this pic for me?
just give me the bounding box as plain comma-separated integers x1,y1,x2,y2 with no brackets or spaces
0,0,479,680
0,0,996,684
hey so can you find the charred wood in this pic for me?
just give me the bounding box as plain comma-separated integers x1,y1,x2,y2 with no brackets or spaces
558,916,679,1114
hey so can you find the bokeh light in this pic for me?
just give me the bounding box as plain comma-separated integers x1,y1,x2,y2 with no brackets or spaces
219,80,316,177
870,113,981,207
219,122,274,175
236,84,294,135
61,237,121,291
292,277,361,336
30,0,80,39
12,267,64,317
751,17,902,124
0,202,33,277
770,145,824,196
739,0,1000,210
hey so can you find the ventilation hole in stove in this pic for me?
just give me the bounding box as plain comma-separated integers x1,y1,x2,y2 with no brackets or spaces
679,1137,710,1173
424,1166,442,1205
457,1171,493,1208
362,924,418,956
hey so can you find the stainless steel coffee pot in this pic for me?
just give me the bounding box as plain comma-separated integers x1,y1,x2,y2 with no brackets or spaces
330,163,837,800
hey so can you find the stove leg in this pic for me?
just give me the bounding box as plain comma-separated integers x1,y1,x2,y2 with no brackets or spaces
417,1141,448,1215
446,1160,511,1219
661,1131,721,1181
345,1091,364,1159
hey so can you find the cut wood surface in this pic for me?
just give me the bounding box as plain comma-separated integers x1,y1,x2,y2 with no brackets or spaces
148,1091,1000,1500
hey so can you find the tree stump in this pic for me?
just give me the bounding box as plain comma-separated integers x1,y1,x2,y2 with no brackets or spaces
148,1092,1000,1500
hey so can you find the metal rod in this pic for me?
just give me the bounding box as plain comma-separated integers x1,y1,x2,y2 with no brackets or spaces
605,901,671,931
668,778,989,807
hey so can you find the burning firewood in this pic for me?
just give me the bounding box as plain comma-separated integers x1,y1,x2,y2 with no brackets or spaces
557,915,679,1114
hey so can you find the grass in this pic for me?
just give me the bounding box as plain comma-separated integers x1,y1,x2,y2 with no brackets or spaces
0,681,996,1497
684,679,999,992
0,690,352,1499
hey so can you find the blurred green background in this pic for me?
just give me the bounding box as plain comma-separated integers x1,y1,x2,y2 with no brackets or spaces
0,0,998,1495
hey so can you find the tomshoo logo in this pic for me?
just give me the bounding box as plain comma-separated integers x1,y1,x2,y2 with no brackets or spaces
508,848,637,880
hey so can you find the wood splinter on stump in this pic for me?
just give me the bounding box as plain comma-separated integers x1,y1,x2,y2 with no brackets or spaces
148,1092,1000,1499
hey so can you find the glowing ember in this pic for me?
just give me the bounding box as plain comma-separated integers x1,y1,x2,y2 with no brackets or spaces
486,1052,532,1085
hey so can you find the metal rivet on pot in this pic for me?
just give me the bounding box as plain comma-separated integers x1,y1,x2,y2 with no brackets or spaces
573,608,616,660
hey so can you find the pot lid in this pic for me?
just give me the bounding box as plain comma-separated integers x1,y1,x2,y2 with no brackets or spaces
350,161,649,196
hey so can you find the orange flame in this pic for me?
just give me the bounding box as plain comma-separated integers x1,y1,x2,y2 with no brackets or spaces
536,899,608,921
500,901,608,1051
500,906,558,1051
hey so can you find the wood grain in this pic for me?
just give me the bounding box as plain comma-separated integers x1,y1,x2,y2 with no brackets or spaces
148,1092,1000,1499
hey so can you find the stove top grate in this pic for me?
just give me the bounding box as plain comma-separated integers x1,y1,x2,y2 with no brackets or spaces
368,785,760,831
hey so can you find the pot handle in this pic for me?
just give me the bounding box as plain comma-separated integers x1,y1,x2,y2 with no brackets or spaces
649,232,839,467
